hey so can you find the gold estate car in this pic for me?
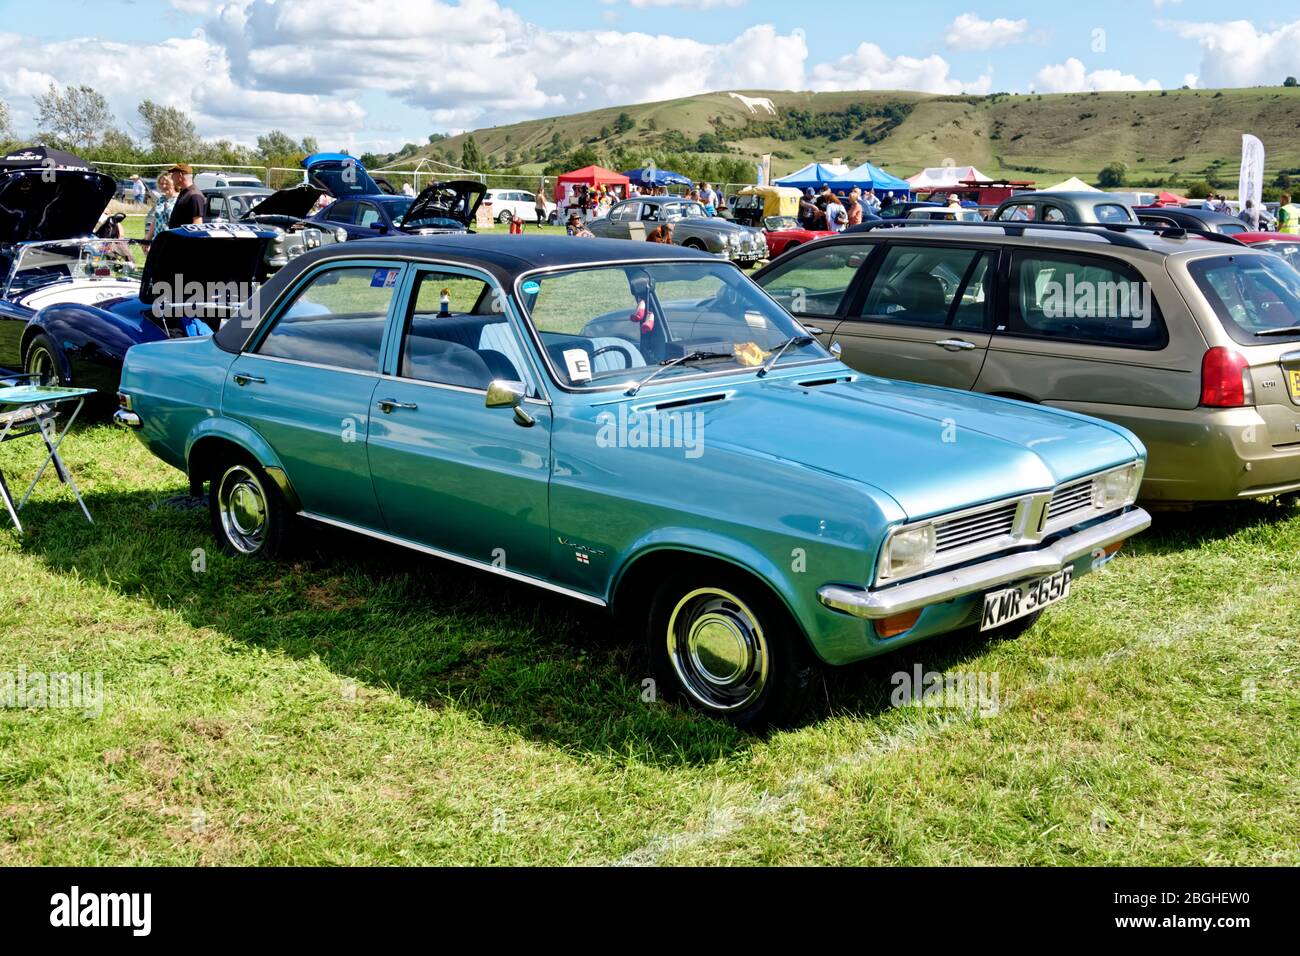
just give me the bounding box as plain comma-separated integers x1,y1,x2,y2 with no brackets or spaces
753,220,1300,504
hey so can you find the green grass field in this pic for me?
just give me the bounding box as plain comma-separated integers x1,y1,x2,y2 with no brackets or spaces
0,423,1296,865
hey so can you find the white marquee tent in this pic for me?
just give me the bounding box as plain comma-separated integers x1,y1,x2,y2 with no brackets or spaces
905,165,993,190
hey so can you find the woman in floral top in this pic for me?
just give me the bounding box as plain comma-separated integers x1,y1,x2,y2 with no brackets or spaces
145,171,177,248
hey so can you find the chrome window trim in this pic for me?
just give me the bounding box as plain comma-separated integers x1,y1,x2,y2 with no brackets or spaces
380,373,551,406
239,352,383,378
298,511,605,606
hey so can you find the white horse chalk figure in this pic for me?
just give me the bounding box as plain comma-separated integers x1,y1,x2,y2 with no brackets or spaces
728,92,777,115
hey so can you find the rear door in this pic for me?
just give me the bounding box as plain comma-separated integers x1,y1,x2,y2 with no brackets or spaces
834,242,997,390
223,260,403,529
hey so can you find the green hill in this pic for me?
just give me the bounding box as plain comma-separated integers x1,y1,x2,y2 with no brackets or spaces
391,86,1300,194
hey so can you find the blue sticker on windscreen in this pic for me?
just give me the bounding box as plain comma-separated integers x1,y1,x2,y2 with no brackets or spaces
371,268,399,288
520,280,541,295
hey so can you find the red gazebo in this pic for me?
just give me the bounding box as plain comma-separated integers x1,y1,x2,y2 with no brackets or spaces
554,164,629,203
1154,190,1188,206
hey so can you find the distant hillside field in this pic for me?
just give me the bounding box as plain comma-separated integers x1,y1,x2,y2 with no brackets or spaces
404,87,1300,193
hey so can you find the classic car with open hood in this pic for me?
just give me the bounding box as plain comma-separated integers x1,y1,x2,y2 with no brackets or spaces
115,234,1150,727
309,179,485,239
206,182,347,268
0,222,278,402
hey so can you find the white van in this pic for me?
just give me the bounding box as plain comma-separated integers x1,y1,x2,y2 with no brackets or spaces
194,171,265,189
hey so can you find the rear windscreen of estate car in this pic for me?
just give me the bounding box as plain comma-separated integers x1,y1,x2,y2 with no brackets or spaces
1188,254,1300,345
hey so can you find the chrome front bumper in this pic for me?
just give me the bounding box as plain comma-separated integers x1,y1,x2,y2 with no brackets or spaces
818,508,1151,620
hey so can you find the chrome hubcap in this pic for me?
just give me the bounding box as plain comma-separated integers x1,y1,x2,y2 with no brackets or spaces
25,347,57,385
218,466,267,554
667,588,768,712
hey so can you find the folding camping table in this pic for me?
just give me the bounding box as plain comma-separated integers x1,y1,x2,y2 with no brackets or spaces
0,380,96,533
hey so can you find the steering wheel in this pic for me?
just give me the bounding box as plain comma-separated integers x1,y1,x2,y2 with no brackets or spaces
590,343,637,368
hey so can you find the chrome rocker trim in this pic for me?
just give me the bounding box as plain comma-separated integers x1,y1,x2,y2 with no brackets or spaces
818,508,1151,620
298,511,609,607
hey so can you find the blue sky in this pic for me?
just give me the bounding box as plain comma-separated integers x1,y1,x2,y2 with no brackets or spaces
0,0,1297,152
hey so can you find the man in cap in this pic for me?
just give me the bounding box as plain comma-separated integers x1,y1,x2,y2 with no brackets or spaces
167,163,208,229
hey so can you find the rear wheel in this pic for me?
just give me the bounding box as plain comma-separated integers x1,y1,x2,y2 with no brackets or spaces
497,209,514,224
647,567,817,729
23,333,63,386
209,456,287,559
683,239,707,251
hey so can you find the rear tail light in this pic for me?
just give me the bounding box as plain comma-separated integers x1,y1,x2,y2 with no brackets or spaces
1200,347,1254,408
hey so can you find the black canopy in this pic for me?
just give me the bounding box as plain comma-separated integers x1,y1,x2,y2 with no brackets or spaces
0,145,96,172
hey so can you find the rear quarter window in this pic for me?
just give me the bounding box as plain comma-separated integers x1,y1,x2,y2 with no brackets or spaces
1188,253,1300,345
1006,250,1168,349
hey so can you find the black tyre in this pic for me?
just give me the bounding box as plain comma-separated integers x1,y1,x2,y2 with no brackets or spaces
208,455,288,560
682,239,707,251
647,567,817,729
24,333,64,386
497,209,514,224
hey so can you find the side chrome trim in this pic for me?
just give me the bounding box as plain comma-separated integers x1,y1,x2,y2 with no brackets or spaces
296,511,608,607
113,409,142,429
820,507,1150,620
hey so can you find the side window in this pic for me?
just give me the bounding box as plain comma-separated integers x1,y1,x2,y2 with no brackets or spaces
857,245,984,327
1095,204,1132,224
257,265,398,371
641,203,659,222
759,243,872,317
1007,251,1166,349
609,203,636,223
1043,206,1066,223
399,270,528,391
326,201,357,224
357,203,382,228
997,203,1035,222
208,196,226,218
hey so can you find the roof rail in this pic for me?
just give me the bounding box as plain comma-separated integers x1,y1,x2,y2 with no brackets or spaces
848,218,1246,250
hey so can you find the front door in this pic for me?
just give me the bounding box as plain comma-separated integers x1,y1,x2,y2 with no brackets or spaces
366,266,553,579
223,261,405,528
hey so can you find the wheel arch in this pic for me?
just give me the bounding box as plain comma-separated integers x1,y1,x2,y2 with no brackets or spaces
185,420,300,510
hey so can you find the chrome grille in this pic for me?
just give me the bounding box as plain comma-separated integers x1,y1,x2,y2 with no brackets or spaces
1045,479,1096,530
934,503,1019,554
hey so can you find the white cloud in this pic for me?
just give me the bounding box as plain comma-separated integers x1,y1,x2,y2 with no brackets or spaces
810,42,992,94
1033,57,1161,93
1161,18,1300,88
944,13,1029,51
628,0,745,7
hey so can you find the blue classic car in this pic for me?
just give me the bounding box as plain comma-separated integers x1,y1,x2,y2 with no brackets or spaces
308,180,486,240
115,235,1150,726
0,218,278,401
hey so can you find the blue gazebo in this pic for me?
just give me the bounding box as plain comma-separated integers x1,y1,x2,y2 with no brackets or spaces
621,167,693,188
831,162,911,196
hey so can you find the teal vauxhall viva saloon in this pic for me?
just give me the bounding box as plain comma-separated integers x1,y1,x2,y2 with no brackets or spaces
116,235,1151,727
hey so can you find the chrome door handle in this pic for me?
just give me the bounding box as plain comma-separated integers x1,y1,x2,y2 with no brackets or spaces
233,373,266,385
934,338,977,351
377,398,418,413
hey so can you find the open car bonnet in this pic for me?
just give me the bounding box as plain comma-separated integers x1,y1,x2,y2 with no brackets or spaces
302,152,384,198
138,222,279,305
402,180,485,231
0,168,116,244
241,183,324,220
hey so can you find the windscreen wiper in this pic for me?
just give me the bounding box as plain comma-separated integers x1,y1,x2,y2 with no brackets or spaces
625,350,733,396
757,335,815,377
1255,326,1300,337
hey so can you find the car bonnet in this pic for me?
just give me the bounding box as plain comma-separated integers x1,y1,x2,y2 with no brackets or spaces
0,168,117,244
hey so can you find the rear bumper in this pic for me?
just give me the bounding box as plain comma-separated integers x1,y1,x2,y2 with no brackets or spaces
113,409,141,429
817,508,1150,620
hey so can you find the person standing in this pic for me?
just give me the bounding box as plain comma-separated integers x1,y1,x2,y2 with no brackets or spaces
130,174,146,205
144,171,177,248
1277,193,1300,234
845,188,863,227
167,164,207,228
798,188,817,229
534,180,548,229
1238,199,1261,231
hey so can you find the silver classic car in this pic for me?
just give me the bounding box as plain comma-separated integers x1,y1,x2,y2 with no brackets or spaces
587,197,768,267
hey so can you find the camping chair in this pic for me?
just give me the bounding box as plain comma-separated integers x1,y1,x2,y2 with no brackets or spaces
0,371,93,532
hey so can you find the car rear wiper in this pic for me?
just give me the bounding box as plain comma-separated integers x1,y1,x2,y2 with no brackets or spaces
625,350,733,396
1255,326,1300,337
757,335,815,377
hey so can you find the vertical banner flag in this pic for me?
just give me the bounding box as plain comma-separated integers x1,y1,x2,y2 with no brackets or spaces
761,154,771,188
1239,134,1264,213
755,163,764,186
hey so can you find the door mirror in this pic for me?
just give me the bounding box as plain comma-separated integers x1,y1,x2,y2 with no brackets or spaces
485,379,535,427
372,223,389,234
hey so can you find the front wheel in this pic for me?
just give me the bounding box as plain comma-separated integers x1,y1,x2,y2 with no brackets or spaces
24,333,64,386
209,458,288,559
647,568,817,729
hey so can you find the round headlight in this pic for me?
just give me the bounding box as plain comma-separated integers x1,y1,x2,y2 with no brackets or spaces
334,227,348,243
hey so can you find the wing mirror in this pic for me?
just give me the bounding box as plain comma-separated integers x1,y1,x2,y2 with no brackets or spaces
372,223,389,234
486,379,535,427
